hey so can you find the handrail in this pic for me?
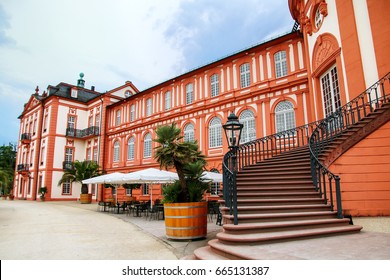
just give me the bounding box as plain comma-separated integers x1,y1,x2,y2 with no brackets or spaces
223,120,323,225
309,72,390,219
223,71,390,225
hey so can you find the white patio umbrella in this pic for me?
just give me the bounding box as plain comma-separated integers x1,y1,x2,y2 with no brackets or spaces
115,168,179,208
82,172,125,204
201,171,223,183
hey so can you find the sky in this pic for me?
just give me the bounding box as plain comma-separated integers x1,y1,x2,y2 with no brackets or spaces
0,0,295,146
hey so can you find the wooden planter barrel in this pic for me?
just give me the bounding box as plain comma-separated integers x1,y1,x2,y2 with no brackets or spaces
164,201,207,240
80,194,92,204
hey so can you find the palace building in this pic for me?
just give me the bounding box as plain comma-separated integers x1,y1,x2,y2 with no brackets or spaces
14,0,390,216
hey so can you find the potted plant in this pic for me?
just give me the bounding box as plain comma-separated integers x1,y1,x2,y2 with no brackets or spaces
154,123,209,240
38,186,47,201
8,193,14,200
58,160,101,204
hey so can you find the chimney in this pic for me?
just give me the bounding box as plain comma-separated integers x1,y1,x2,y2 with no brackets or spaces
91,86,95,91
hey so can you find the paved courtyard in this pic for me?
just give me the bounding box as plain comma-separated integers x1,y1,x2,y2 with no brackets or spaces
1,200,390,260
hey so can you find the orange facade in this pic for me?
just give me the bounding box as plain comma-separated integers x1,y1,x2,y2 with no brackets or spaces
15,1,390,216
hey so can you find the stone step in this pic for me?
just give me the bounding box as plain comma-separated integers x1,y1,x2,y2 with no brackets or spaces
237,180,314,187
236,191,320,199
235,197,326,206
240,165,311,174
237,185,315,192
192,246,231,260
221,204,331,214
237,175,313,182
216,225,363,244
238,169,311,177
223,211,337,224
222,218,350,234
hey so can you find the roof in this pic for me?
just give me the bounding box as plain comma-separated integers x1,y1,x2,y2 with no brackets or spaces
47,83,103,103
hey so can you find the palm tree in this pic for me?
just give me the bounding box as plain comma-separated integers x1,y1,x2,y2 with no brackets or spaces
58,160,101,195
0,169,12,195
154,123,205,202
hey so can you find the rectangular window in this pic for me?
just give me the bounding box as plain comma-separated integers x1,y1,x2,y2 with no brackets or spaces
211,74,219,97
130,105,135,121
146,98,152,116
275,51,288,78
62,180,71,195
67,116,75,129
240,63,251,88
65,148,73,162
142,184,149,195
186,84,193,105
93,147,98,162
43,115,48,132
86,148,91,160
115,110,121,126
89,116,93,127
40,147,45,165
165,91,171,111
95,114,100,128
320,65,341,117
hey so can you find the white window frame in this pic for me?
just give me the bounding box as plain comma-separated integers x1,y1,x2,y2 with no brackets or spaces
239,110,256,144
186,83,193,105
210,74,219,97
209,117,222,148
62,180,71,195
275,51,288,78
184,123,195,142
67,116,75,129
146,98,153,116
127,137,135,160
275,101,296,133
165,91,171,111
240,63,251,88
130,104,135,121
320,65,341,117
115,110,121,126
143,133,152,158
113,141,120,162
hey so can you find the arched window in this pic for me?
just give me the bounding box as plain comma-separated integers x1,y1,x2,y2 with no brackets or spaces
239,110,256,143
127,137,135,160
113,141,120,162
209,117,222,148
275,101,296,133
184,123,195,142
143,133,152,158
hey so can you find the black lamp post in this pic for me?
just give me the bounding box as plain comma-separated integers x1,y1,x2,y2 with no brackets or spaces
223,112,243,225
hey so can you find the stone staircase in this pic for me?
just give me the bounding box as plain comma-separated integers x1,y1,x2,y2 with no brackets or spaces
193,99,390,259
193,75,390,259
193,145,362,259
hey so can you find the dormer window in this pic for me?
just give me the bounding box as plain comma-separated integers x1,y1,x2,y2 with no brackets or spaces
71,88,78,98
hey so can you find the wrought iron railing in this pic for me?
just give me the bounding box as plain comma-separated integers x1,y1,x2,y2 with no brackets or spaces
62,161,74,170
21,133,32,141
17,164,29,173
223,72,390,225
223,120,322,225
309,72,390,219
66,126,99,138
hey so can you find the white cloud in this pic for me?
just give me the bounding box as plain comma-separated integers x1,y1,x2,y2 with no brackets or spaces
0,0,294,144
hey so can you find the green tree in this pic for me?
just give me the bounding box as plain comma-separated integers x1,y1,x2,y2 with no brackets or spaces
58,160,101,194
154,123,206,202
0,144,16,195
